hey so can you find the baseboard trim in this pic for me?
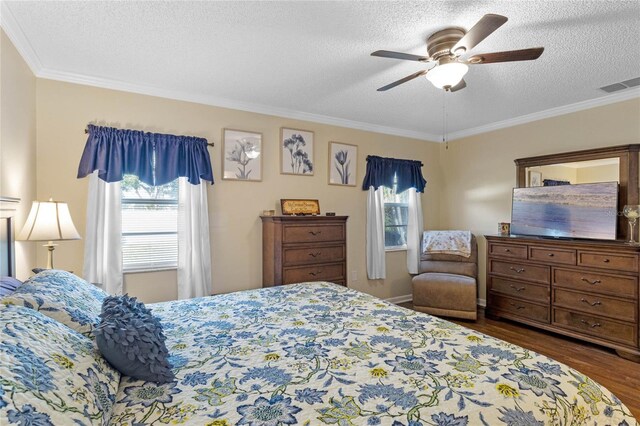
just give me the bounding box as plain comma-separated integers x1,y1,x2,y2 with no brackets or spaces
385,295,487,308
384,294,413,304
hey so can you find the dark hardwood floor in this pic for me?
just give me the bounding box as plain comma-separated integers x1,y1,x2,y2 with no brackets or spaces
399,303,640,420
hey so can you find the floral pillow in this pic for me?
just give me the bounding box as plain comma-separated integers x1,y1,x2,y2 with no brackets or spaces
0,303,120,425
1,270,107,338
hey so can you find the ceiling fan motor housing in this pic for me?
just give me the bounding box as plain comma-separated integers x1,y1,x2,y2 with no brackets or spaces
426,28,466,60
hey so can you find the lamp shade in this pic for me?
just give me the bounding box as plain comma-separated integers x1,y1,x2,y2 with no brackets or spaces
426,62,469,89
18,200,81,241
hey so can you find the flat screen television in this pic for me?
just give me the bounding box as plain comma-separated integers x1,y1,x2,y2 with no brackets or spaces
511,181,618,240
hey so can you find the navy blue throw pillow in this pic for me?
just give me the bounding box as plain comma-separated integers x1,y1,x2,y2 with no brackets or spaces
0,276,22,296
94,294,174,383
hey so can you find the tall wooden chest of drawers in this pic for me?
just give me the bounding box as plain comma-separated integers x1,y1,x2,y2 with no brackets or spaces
261,216,348,287
486,235,640,362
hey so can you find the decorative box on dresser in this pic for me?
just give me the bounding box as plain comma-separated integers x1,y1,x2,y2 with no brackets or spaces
261,216,348,287
486,235,640,362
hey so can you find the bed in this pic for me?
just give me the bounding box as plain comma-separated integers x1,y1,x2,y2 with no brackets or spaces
1,271,637,425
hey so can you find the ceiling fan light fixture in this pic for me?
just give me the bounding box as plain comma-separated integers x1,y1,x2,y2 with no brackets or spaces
426,62,469,89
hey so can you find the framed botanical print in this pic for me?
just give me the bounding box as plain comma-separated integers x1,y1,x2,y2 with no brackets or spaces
280,127,314,176
222,129,262,181
328,141,357,186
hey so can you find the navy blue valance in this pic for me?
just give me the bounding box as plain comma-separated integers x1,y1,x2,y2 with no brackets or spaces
362,155,427,193
77,124,214,186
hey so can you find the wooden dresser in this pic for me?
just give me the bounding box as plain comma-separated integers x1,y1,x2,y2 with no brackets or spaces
261,216,348,287
486,235,640,362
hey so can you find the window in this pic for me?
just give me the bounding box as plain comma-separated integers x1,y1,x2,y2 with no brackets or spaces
121,175,178,271
383,174,409,250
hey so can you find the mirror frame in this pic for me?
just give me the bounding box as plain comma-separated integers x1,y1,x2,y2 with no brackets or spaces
514,144,640,241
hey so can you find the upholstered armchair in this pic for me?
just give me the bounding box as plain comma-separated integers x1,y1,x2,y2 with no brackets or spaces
411,233,478,320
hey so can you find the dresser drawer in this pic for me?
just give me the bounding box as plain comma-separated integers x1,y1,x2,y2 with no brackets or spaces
553,309,637,347
552,268,637,298
529,246,576,265
489,260,550,284
283,245,345,266
489,294,549,323
578,251,638,272
553,288,637,322
283,263,344,284
488,243,528,259
489,277,549,303
283,224,345,243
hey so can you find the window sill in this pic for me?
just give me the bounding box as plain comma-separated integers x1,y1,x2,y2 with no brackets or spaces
124,267,177,274
385,247,407,252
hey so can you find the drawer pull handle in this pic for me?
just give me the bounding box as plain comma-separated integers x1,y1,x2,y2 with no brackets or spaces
509,267,525,274
603,258,610,263
509,284,526,292
308,252,322,258
580,319,601,328
580,277,601,285
504,248,511,253
308,271,322,276
580,298,602,307
547,253,554,257
509,302,525,310
308,231,322,236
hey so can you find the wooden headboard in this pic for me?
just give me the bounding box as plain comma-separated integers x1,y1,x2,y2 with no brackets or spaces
0,196,20,277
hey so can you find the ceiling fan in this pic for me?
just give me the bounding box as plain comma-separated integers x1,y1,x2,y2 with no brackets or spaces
371,14,544,92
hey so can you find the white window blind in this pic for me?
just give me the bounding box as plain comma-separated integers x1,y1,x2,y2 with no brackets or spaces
383,174,409,249
121,175,178,272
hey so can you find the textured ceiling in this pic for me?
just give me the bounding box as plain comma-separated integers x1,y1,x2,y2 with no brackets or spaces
3,1,640,140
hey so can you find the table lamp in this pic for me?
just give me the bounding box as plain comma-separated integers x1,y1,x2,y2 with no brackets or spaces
17,199,81,269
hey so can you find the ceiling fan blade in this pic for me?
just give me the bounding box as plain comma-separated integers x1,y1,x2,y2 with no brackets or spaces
371,50,430,62
467,47,544,64
452,14,508,55
449,79,467,92
377,70,428,91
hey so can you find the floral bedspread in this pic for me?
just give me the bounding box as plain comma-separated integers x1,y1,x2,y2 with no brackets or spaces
110,282,637,425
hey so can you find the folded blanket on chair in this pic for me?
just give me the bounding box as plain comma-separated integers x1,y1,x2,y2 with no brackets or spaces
422,230,471,258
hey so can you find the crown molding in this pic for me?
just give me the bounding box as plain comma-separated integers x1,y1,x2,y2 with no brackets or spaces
447,88,640,141
0,1,42,74
35,66,640,144
36,68,440,142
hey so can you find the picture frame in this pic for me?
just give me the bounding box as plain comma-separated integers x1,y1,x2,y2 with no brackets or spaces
222,129,262,181
280,127,314,176
281,199,320,215
528,170,542,187
328,141,357,186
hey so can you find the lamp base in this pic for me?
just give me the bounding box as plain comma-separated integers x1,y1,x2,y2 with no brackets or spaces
43,242,58,269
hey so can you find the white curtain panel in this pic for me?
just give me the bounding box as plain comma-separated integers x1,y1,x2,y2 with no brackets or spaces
83,172,123,294
366,186,386,279
178,178,212,299
406,188,424,274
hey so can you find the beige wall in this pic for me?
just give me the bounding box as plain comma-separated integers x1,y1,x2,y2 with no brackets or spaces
0,30,37,280
439,98,640,302
35,79,442,302
576,163,619,183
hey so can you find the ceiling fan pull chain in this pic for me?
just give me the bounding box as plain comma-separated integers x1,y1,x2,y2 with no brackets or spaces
443,90,448,150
